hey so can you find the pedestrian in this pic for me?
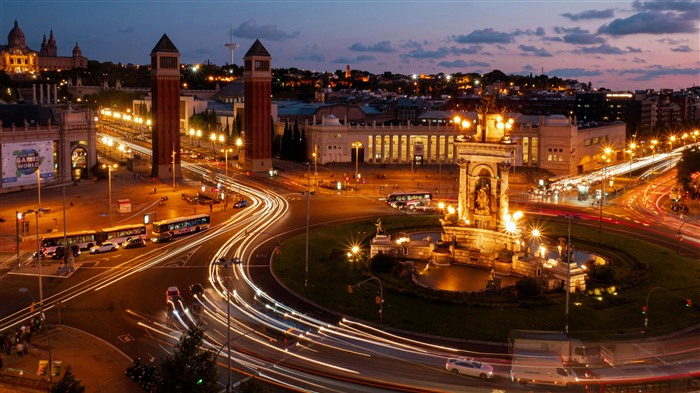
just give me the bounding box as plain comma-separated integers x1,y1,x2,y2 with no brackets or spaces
4,336,10,355
0,353,4,369
153,187,157,194
209,203,213,212
16,341,23,357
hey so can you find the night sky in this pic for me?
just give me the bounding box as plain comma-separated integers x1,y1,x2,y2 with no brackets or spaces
2,0,698,91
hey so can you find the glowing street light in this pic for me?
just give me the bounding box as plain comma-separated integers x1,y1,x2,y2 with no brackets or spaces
221,148,233,177
599,146,613,231
102,164,118,227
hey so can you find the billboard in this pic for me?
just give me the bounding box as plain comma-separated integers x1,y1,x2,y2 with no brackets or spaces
2,141,54,187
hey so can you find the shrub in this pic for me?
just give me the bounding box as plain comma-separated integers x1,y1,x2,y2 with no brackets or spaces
587,263,615,283
516,277,543,298
370,253,399,273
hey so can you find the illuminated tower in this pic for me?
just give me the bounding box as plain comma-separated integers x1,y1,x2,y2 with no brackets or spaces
243,39,272,172
150,34,181,181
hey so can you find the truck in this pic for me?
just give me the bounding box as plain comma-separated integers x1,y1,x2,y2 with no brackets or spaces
510,349,579,386
509,329,601,366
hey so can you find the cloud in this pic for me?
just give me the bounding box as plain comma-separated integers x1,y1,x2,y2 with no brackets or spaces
576,44,627,54
452,28,513,44
547,68,603,77
231,20,299,41
518,45,552,57
402,47,449,60
598,11,698,35
513,27,546,37
561,9,614,21
671,45,693,52
117,27,135,34
553,27,606,45
437,59,491,68
616,65,700,81
399,40,424,49
332,55,377,63
632,0,700,14
293,53,325,62
448,45,483,55
348,41,396,53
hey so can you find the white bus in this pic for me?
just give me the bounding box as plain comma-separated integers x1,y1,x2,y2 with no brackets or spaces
152,214,211,238
99,224,148,245
385,190,432,209
40,230,99,256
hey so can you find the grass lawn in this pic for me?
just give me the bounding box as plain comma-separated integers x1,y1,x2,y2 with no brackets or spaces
273,215,700,343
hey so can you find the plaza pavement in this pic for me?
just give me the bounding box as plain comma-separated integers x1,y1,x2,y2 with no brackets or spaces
0,158,693,391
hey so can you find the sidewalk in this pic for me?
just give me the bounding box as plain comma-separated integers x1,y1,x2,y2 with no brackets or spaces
0,325,142,393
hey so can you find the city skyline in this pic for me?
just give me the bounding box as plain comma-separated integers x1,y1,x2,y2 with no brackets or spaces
2,0,698,91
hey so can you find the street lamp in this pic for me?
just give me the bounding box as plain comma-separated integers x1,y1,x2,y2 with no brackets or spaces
352,142,360,192
212,256,241,393
236,138,243,169
563,214,580,333
650,139,658,176
189,128,195,145
626,141,636,179
196,129,202,147
20,208,53,388
210,132,217,151
102,164,118,227
221,148,233,177
599,147,612,231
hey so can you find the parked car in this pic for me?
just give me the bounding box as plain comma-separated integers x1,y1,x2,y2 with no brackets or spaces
89,241,119,254
52,245,81,259
233,199,249,208
123,237,146,249
445,358,494,379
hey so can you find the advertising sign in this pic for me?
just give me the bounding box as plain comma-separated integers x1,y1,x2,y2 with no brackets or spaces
1,141,54,187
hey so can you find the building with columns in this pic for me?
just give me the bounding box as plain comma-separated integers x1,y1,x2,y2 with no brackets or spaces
301,111,625,177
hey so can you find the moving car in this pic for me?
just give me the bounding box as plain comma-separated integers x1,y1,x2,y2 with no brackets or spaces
151,232,173,244
123,237,146,249
410,201,438,212
166,295,188,316
89,241,118,254
189,283,204,296
166,286,180,301
233,199,248,208
52,245,81,259
445,358,494,379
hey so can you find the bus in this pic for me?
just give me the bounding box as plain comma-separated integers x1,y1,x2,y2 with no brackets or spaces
385,191,432,209
98,224,148,245
152,214,211,238
40,230,99,256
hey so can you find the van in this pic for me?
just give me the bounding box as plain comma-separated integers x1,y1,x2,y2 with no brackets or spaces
510,350,578,386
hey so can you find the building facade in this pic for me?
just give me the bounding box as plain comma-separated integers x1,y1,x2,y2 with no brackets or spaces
0,104,97,194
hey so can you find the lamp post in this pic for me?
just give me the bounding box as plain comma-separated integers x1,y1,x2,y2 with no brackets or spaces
171,148,177,188
36,169,42,210
677,218,699,254
305,162,310,291
599,147,612,231
222,148,233,177
21,208,53,388
189,128,195,145
438,154,443,198
210,132,217,151
196,129,202,147
16,211,21,267
236,138,243,169
349,276,384,323
352,142,360,193
627,142,636,179
650,139,658,177
102,164,117,227
563,214,579,333
212,256,241,393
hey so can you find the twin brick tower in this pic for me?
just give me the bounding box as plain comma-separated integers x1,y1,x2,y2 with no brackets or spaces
150,35,272,180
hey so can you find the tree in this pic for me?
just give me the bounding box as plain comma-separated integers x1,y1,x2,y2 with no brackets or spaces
516,277,543,298
157,324,219,393
50,366,85,393
676,146,700,199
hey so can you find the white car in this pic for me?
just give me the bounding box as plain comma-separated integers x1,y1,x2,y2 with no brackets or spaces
89,241,119,254
410,201,438,212
445,358,494,379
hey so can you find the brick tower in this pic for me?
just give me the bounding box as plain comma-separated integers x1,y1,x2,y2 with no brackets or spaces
150,34,181,181
243,39,272,172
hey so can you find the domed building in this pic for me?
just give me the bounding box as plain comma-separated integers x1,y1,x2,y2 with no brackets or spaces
0,20,87,78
